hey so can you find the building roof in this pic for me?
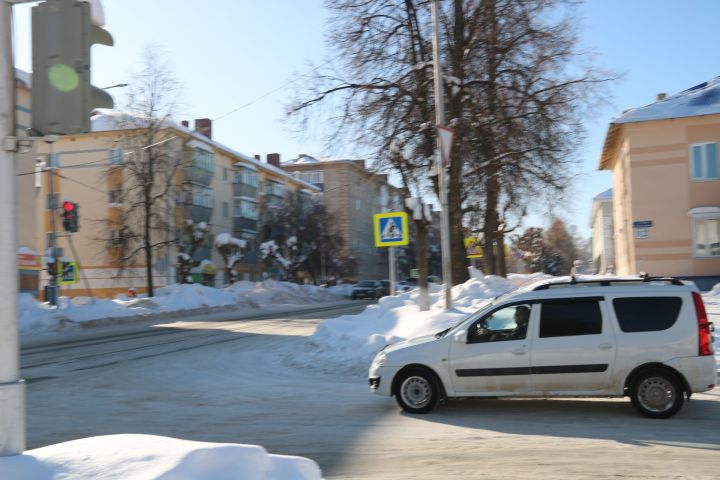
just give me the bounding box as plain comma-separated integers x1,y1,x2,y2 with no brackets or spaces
89,111,319,192
599,76,720,170
614,77,720,124
594,188,613,201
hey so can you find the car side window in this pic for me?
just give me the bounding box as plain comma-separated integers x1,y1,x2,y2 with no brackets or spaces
539,299,602,338
468,303,532,343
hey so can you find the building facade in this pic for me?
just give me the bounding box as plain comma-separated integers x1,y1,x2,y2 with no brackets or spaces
599,78,720,288
280,155,403,280
15,74,319,298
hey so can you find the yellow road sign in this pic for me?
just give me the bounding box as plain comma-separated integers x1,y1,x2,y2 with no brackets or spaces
373,212,409,247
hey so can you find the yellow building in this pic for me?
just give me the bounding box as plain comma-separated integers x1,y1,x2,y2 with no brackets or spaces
15,74,319,299
599,78,720,288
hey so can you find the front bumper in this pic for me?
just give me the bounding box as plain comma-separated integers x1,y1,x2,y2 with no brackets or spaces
368,364,399,396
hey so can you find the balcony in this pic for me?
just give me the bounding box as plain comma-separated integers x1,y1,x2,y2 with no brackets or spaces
233,217,257,232
233,183,258,198
184,166,213,186
184,205,213,223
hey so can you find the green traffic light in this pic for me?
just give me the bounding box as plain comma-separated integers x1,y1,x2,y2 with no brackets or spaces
48,63,79,92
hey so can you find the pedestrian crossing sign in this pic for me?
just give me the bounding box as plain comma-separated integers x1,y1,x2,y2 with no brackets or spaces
373,212,409,247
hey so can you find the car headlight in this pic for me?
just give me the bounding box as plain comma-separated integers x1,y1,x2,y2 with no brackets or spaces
374,352,387,367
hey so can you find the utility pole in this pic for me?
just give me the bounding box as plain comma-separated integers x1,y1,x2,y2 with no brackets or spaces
431,0,453,309
46,140,59,305
0,0,26,456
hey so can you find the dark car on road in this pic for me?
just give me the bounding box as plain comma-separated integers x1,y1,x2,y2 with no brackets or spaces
351,280,383,299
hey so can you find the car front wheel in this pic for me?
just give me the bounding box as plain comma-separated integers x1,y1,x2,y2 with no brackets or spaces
630,370,684,419
395,368,439,414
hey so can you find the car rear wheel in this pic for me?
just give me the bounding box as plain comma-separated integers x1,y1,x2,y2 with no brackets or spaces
395,368,439,414
630,370,684,419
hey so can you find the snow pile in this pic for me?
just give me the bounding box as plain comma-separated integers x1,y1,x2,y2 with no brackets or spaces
0,434,321,480
215,232,246,249
19,281,349,336
287,272,515,375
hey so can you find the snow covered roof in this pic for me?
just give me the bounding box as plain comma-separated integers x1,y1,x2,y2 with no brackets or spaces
89,111,319,192
600,76,720,170
614,77,720,124
594,188,612,201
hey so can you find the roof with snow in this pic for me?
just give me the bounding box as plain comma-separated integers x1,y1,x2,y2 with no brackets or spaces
594,188,612,201
599,76,720,170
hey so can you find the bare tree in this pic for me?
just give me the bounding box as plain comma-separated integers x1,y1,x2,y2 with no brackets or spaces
289,0,613,283
260,190,344,283
106,47,183,296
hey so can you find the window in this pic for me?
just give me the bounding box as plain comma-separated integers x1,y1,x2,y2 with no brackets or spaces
613,297,681,332
265,181,284,197
109,230,124,246
108,189,122,204
223,201,229,218
355,199,362,210
296,170,324,184
233,199,258,220
539,299,602,338
191,184,213,208
468,304,532,343
689,207,720,257
109,149,124,165
235,167,258,187
190,147,214,172
690,142,718,180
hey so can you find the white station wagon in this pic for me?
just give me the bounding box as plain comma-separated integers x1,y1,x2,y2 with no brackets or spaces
368,276,717,418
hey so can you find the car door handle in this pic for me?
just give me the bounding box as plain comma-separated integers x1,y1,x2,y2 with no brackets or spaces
512,349,526,356
598,343,613,350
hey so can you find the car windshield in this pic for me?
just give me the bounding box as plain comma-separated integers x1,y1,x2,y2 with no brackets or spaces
356,281,375,287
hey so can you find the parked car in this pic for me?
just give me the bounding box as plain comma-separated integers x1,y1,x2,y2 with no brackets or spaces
369,276,716,418
396,281,415,293
351,280,383,300
379,280,391,297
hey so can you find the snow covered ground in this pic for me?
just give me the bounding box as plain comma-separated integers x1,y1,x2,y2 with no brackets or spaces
0,435,321,480
19,280,352,336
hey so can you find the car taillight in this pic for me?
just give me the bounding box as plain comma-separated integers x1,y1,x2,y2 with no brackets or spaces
692,292,714,356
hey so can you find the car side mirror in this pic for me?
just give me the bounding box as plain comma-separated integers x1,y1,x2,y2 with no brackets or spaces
453,329,467,344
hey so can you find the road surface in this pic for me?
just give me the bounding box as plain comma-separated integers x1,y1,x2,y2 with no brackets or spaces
22,301,720,479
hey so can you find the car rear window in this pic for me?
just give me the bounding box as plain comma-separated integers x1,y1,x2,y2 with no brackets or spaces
539,300,602,338
612,297,682,332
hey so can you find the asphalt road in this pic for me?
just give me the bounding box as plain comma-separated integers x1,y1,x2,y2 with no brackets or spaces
22,301,720,479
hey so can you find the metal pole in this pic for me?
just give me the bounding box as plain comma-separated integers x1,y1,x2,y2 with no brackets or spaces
431,0,453,309
0,0,26,456
389,246,396,296
47,142,59,305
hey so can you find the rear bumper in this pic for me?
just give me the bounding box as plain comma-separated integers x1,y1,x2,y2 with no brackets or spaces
665,356,717,393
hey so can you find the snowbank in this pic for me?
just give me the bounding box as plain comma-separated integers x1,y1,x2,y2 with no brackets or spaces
286,272,516,375
288,272,720,376
0,434,321,480
19,280,349,336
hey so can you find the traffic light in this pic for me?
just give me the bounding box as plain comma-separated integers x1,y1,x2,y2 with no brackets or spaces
62,201,79,232
32,0,114,135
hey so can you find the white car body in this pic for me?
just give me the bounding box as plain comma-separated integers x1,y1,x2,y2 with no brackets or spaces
369,278,716,417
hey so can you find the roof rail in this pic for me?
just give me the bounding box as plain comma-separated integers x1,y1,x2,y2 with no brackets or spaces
532,275,685,291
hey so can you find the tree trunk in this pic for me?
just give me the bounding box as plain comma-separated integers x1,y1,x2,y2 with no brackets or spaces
483,174,499,275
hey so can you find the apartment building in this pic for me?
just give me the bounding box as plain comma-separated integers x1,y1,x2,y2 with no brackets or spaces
599,77,720,288
15,74,319,298
280,155,403,280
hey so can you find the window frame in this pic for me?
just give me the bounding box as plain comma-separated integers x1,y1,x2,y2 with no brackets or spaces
689,142,719,181
689,207,720,258
467,301,535,344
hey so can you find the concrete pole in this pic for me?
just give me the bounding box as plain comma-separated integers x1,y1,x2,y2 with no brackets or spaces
0,0,26,456
431,0,453,309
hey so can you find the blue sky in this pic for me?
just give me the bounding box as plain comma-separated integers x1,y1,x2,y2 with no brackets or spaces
11,0,720,237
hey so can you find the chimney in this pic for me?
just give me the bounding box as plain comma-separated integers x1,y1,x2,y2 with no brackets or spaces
656,92,667,101
354,160,366,169
254,154,261,161
267,153,281,167
181,120,189,128
194,118,212,139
